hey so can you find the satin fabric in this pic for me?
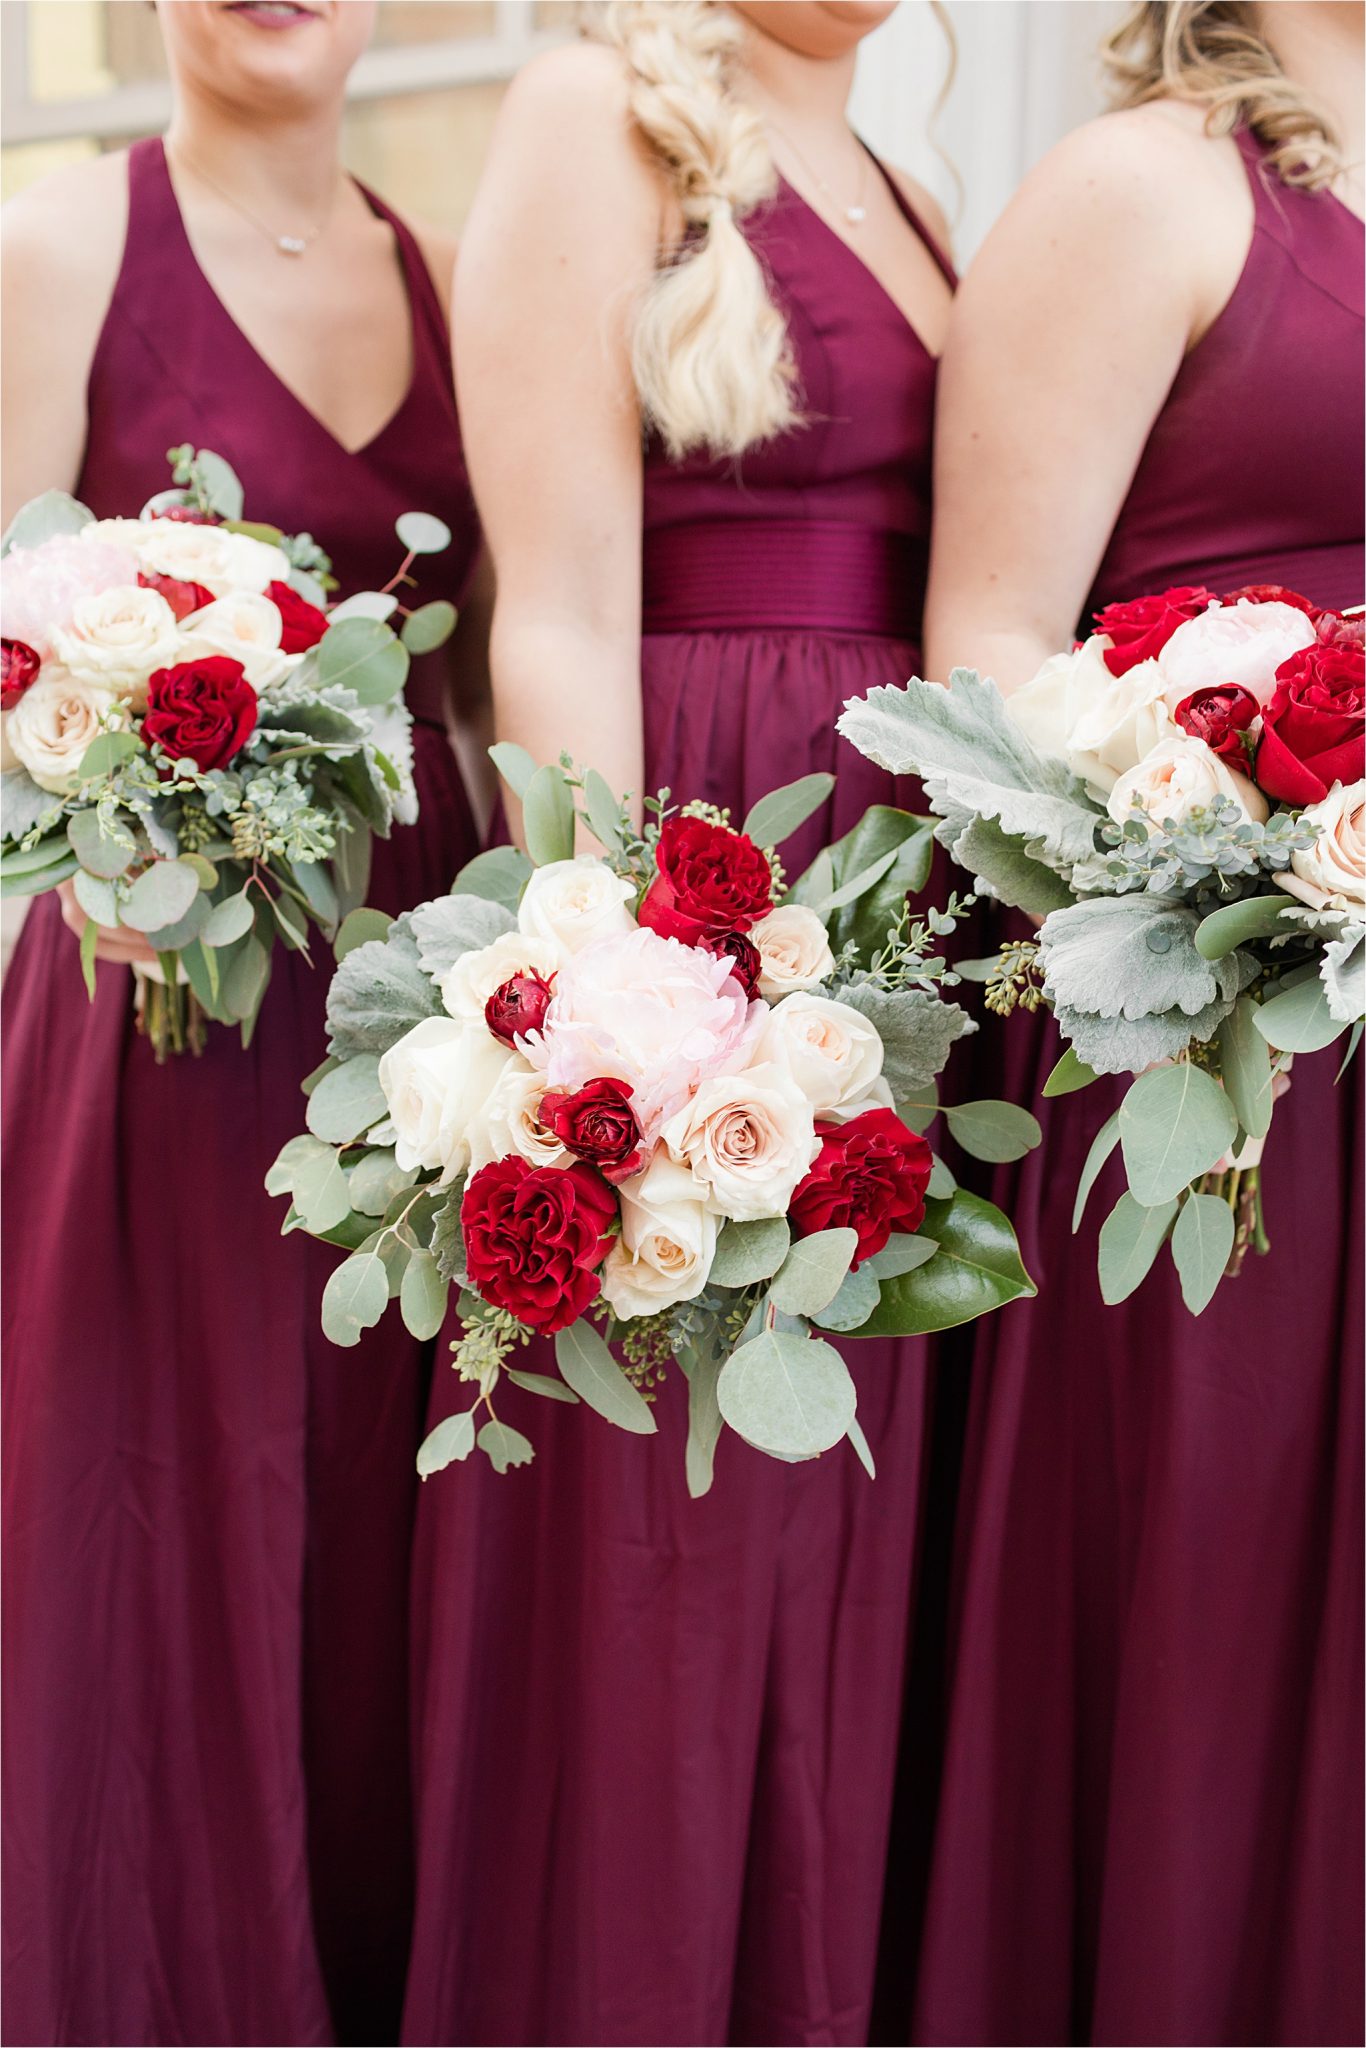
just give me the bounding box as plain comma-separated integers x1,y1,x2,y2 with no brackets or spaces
1,138,481,2047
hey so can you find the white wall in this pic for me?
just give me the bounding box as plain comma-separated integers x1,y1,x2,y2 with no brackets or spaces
851,0,1125,260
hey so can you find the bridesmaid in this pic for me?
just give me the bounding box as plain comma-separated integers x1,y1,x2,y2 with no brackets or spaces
403,4,958,2042
907,4,1364,2043
1,4,484,2043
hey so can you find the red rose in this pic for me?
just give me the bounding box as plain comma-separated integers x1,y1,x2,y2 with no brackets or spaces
462,1156,617,1333
267,579,329,655
150,504,218,525
1317,610,1365,654
702,929,762,999
484,971,554,1046
143,655,258,773
637,814,773,945
788,1108,932,1269
1222,583,1321,618
1093,585,1215,677
138,570,215,622
1,638,41,711
1172,684,1260,764
540,1077,643,1182
1255,644,1366,805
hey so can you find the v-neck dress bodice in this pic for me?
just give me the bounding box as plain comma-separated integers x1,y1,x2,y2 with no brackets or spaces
2,135,481,2048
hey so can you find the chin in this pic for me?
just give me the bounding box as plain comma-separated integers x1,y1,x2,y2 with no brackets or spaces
160,0,374,105
738,0,898,59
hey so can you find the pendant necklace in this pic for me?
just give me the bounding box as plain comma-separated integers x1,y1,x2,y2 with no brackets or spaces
171,146,338,257
767,121,870,227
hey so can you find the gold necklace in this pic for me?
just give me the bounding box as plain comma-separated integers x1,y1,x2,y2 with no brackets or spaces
171,145,339,257
767,120,870,227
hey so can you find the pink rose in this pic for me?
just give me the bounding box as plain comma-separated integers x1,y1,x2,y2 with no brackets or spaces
0,535,139,658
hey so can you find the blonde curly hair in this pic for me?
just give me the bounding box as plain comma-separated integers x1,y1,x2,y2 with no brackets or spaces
1103,2,1344,190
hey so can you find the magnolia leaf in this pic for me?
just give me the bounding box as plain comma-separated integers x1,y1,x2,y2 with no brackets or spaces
400,600,456,654
678,1345,725,1499
417,1410,476,1477
812,1263,881,1332
1,768,63,841
2,487,93,556
1194,893,1300,959
823,808,936,959
1043,1046,1099,1097
865,1233,937,1279
326,922,442,1056
399,1249,447,1340
408,893,515,981
67,809,136,879
839,982,974,1096
1254,972,1346,1055
522,763,576,866
856,1190,1035,1335
1072,1110,1121,1234
1321,924,1366,1026
1097,1192,1178,1304
1171,1192,1236,1316
504,1368,581,1404
942,1098,1041,1163
306,1054,388,1144
201,889,257,948
1216,997,1274,1140
120,858,200,932
742,773,835,849
452,846,533,914
1118,1063,1237,1206
708,1216,791,1288
554,1320,657,1434
717,1329,856,1459
396,510,452,556
477,1418,535,1473
787,847,835,909
769,1228,858,1316
488,741,538,799
320,1251,388,1347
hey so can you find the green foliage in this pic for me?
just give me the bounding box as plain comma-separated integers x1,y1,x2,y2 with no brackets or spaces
554,1320,657,1434
1072,1110,1121,1234
808,806,935,960
1195,892,1301,960
408,893,515,980
678,1344,725,1499
452,846,533,914
67,809,136,878
320,1251,388,1346
742,772,834,849
1216,998,1275,1139
400,1250,447,1340
1043,1046,1098,1097
768,1228,858,1317
120,859,201,933
2,487,93,556
811,1263,880,1332
708,1216,791,1288
1040,894,1250,1075
1321,924,1366,1026
306,1054,388,1144
395,510,452,556
401,600,457,655
1118,1062,1237,1206
418,1411,476,1477
326,921,442,1057
865,1234,938,1279
717,1328,856,1458
1084,800,1312,899
1,768,63,843
940,1098,1041,1163
317,617,409,706
838,982,973,1097
477,1418,535,1473
522,763,576,866
1097,1192,1178,1304
488,741,537,800
1254,971,1347,1054
1171,1192,1236,1315
855,1190,1036,1335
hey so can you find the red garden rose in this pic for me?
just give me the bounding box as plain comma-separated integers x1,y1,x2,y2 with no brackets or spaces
1316,609,1365,654
138,570,215,622
1255,643,1366,805
267,579,329,655
702,929,763,999
1221,582,1321,618
1,638,41,711
143,654,258,773
485,971,554,1046
1172,684,1260,764
637,814,773,945
788,1107,932,1269
1093,585,1214,676
461,1155,617,1333
540,1077,643,1182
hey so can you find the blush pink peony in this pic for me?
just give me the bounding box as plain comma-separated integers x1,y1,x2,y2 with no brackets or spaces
0,535,140,658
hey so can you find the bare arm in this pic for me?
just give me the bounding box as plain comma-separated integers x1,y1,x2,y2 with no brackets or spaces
451,43,662,830
446,543,497,835
924,107,1250,694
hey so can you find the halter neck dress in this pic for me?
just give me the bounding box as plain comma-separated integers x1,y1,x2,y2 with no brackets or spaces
402,162,958,2048
1,138,482,2048
904,130,1364,2048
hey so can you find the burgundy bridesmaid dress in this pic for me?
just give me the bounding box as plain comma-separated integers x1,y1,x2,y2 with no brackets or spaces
905,132,1364,2048
1,139,480,2048
402,166,955,2048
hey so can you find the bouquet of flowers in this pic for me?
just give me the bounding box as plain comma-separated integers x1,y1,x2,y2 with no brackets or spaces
839,583,1364,1313
268,752,1036,1491
0,445,455,1056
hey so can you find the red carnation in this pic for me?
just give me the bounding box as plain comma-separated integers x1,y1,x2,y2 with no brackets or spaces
540,1077,643,1182
1,638,41,711
1093,586,1215,677
267,579,329,655
138,570,215,623
1255,643,1365,806
703,929,763,999
1221,583,1321,618
485,971,554,1046
788,1108,932,1269
637,814,773,946
462,1156,617,1333
143,654,258,774
1172,684,1260,765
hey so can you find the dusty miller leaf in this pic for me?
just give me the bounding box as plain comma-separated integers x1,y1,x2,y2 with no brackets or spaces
407,893,515,981
838,982,974,1096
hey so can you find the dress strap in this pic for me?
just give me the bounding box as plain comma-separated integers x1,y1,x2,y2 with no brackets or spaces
355,182,452,375
861,144,957,288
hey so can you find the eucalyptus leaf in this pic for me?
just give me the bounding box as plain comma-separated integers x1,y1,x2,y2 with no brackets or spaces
401,600,456,654
1097,1192,1178,1305
769,1228,858,1316
488,741,538,800
67,809,136,879
417,1410,476,1477
334,906,394,961
317,617,410,706
1072,1109,1121,1234
1216,997,1274,1140
1118,1062,1237,1206
143,889,212,952
72,868,118,928
504,1369,581,1404
222,936,271,1023
742,773,835,850
812,1263,881,1332
3,833,80,878
1042,1047,1098,1098
320,1251,388,1347
926,1154,956,1200
1195,893,1299,960
856,1190,1035,1335
942,1098,1041,1163
1171,1192,1236,1316
554,1320,657,1433
120,859,200,933
396,511,452,556
477,1418,535,1473
192,450,245,521
522,763,576,866
399,1250,447,1340
2,487,93,556
708,1216,791,1289
0,852,78,897
78,729,142,780
1254,973,1346,1054
202,889,256,948
347,1147,419,1217
846,1416,877,1480
716,1329,856,1459
306,1054,388,1144
452,846,533,914
678,1345,725,1498
327,591,398,625
291,1145,354,1233
292,858,339,930
582,769,625,852
866,1233,937,1279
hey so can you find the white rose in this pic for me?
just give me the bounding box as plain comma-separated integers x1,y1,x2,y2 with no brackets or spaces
599,1151,718,1319
131,520,291,597
178,592,293,692
379,1017,514,1185
467,1055,574,1174
1106,731,1269,833
1158,598,1316,711
749,904,835,998
5,668,120,792
1006,639,1106,762
1066,652,1174,794
440,931,561,1025
51,584,179,708
662,1059,817,1221
755,992,886,1118
1283,780,1366,913
517,855,636,960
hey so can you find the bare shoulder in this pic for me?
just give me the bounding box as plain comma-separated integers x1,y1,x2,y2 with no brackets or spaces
880,163,953,259
489,40,662,212
404,214,458,307
498,38,636,136
1009,103,1245,243
3,148,127,356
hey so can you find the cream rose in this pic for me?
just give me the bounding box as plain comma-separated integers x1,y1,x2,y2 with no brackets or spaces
749,904,835,998
662,1059,817,1220
600,1151,718,1319
51,584,179,707
466,1055,573,1174
5,668,120,792
178,592,293,692
1006,638,1107,762
517,855,636,961
1283,780,1366,913
379,1017,514,1184
1106,732,1269,833
1065,653,1174,794
1158,598,1316,711
131,520,291,597
755,992,886,1118
441,931,561,1025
